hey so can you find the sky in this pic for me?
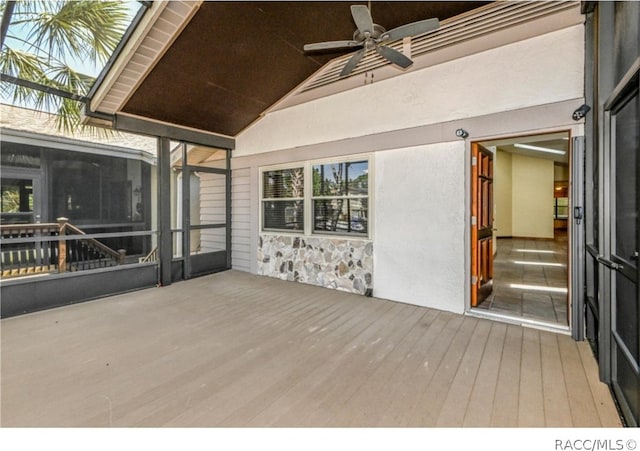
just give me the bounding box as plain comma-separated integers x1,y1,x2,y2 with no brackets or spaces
1,0,142,108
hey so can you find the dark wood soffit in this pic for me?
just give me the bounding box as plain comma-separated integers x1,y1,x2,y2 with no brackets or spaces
122,1,490,137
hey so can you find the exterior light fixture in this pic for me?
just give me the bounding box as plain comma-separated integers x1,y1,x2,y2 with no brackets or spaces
455,128,468,139
572,104,591,120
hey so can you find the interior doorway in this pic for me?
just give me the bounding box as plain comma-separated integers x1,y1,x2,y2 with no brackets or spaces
471,132,571,330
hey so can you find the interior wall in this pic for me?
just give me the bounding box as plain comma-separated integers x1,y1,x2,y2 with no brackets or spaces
494,150,513,238
373,141,466,313
554,164,570,181
511,154,555,238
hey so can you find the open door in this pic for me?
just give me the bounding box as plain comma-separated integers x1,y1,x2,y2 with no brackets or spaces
471,143,494,307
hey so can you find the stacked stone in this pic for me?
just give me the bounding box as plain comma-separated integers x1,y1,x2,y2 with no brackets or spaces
257,234,373,295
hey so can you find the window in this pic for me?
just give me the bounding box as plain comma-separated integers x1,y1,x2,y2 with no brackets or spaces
312,161,368,235
260,158,370,237
554,197,569,219
1,178,34,224
262,167,304,232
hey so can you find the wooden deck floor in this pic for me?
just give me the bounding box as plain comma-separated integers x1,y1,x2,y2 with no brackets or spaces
0,271,622,427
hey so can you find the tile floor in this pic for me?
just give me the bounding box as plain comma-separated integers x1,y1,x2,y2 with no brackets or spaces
475,232,568,326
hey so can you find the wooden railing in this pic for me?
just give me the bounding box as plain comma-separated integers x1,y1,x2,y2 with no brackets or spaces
1,218,126,279
138,246,158,263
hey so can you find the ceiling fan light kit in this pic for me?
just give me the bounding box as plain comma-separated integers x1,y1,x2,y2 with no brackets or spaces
304,4,440,78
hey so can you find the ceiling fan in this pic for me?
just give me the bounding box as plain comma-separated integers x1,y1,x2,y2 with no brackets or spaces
304,4,439,77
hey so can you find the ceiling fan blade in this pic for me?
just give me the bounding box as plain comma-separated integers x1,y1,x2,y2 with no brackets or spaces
340,48,366,77
381,18,440,41
375,45,413,68
351,5,374,35
304,40,363,52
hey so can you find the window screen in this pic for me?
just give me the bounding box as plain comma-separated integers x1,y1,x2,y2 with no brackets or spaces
261,167,304,232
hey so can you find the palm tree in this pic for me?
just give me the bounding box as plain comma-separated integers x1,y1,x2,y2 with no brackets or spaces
0,1,130,132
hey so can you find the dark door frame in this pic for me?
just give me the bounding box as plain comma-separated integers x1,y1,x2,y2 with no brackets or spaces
182,159,231,279
601,60,640,426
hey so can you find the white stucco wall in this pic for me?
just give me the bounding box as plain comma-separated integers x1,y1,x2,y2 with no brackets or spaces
236,25,584,156
373,142,466,313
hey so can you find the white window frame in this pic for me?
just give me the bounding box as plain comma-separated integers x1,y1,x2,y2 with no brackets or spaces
259,154,373,239
259,162,305,234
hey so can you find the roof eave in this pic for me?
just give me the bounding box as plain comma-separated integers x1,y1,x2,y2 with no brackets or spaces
86,1,203,120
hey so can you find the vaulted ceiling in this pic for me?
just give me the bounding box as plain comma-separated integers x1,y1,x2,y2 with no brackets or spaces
112,1,490,137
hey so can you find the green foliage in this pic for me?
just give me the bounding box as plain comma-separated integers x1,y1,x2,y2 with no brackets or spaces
0,0,129,132
1,187,21,213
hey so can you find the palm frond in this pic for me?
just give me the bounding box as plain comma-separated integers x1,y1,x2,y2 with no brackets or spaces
0,47,48,103
2,1,130,133
19,1,128,65
54,96,82,133
70,1,129,64
53,96,113,138
47,62,94,95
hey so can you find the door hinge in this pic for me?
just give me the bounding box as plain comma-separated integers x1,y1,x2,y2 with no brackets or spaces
471,275,478,285
471,216,477,226
472,156,477,166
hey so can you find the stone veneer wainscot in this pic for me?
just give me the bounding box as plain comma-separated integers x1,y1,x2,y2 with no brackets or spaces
257,234,373,295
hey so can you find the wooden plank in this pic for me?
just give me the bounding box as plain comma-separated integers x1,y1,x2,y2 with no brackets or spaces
540,331,572,426
372,311,458,427
557,335,602,426
329,309,439,427
491,325,522,426
407,316,479,426
576,341,623,427
462,322,507,427
163,313,382,425
518,328,545,426
172,297,398,427
241,298,400,427
436,319,492,426
0,271,623,428
24,277,349,426
220,305,411,426
133,284,392,427
270,303,419,427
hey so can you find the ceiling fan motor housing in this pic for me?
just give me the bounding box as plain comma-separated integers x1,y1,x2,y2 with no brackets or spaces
353,24,387,48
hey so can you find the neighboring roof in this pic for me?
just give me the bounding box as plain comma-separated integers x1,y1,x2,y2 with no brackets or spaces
88,1,490,137
1,103,157,157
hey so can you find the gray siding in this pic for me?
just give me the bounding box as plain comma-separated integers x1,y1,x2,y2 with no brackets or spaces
231,167,252,271
198,172,226,252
